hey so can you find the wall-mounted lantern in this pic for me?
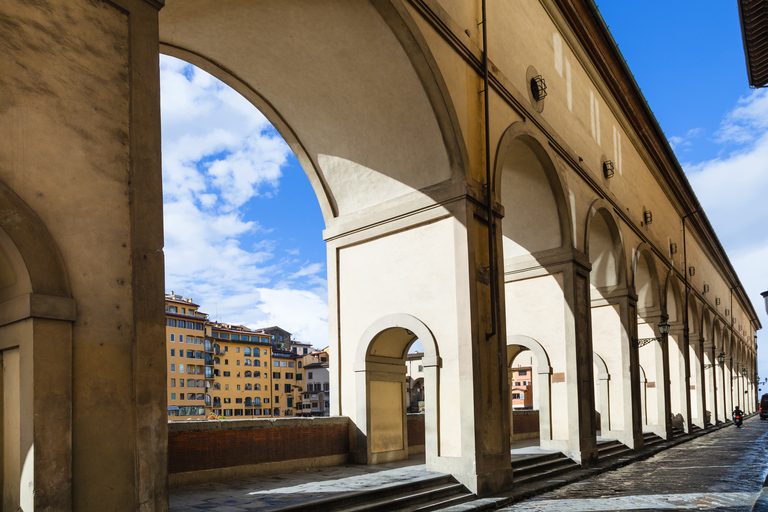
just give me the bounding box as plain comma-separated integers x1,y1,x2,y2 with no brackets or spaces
742,368,748,377
670,243,678,255
633,320,670,348
530,75,547,101
705,351,726,369
716,297,721,305
644,210,653,224
703,284,710,293
603,160,615,179
688,266,696,277
726,309,731,316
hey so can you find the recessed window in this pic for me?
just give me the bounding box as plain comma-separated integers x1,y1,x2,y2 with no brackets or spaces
171,364,175,372
171,393,176,400
179,335,184,343
170,334,175,342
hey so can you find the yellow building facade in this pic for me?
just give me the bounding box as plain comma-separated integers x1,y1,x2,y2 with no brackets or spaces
165,295,209,420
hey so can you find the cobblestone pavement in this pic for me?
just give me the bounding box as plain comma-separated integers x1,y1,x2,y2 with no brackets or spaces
502,417,768,512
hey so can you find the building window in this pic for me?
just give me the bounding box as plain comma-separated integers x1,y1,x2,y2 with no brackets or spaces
284,384,291,393
224,398,231,404
275,384,279,391
296,374,302,381
224,359,228,365
237,385,241,391
171,393,176,400
263,398,269,404
171,364,175,372
245,371,252,378
244,347,251,356
273,372,280,379
308,372,313,379
179,380,184,388
288,362,294,368
170,334,175,342
237,360,240,366
170,378,175,387
274,396,280,404
285,373,293,379
179,393,185,400
223,371,230,377
179,364,184,373
519,370,528,376
170,349,175,356
254,360,260,366
254,384,261,391
225,384,229,390
236,347,240,353
235,398,242,404
298,362,302,369
179,335,184,343
186,350,194,358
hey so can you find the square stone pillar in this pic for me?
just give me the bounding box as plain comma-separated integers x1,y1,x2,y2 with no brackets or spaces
561,255,598,463
654,328,673,440
615,294,644,449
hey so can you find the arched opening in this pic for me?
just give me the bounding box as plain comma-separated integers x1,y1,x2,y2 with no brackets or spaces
587,205,637,447
496,126,593,462
665,275,688,431
633,247,663,436
0,181,75,511
593,352,611,436
506,336,553,453
354,315,441,467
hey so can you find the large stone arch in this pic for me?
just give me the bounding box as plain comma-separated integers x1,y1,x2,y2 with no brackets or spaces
631,243,661,315
585,199,640,447
493,122,573,260
585,200,628,290
159,0,468,223
354,314,441,466
0,179,75,511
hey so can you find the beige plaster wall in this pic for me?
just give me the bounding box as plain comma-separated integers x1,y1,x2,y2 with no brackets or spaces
337,217,462,457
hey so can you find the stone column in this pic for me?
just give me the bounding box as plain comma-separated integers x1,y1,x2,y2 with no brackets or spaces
655,328,673,439
561,256,599,463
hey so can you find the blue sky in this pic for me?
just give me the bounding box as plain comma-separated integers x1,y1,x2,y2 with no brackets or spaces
161,3,768,379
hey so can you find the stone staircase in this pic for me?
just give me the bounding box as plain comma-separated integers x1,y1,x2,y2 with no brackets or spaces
511,452,580,484
273,474,474,512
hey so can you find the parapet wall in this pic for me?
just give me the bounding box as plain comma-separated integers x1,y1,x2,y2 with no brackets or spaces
167,414,427,486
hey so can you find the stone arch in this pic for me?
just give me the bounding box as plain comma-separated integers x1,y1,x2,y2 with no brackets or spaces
632,243,661,315
506,335,553,447
159,0,468,223
663,271,684,324
0,179,75,510
585,200,627,290
493,123,573,259
354,314,441,466
593,352,611,435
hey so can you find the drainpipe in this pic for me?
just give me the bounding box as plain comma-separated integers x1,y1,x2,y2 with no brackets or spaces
481,0,497,342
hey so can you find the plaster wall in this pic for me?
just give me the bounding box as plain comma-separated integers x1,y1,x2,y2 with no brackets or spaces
337,217,462,457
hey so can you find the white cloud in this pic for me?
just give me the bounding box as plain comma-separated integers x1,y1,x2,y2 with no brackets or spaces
668,127,703,151
160,55,328,347
683,89,768,381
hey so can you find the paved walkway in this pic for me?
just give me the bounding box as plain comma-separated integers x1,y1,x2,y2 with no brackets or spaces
500,416,768,512
170,441,551,511
170,454,438,511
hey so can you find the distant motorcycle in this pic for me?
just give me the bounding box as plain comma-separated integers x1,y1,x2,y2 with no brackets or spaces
733,409,744,427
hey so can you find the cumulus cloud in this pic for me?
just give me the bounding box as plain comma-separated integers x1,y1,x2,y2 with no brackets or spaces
668,127,703,151
684,88,768,380
160,55,328,347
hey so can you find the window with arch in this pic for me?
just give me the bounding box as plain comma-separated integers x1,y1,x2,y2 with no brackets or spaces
254,397,261,406
245,383,252,390
213,382,221,390
254,383,261,391
244,371,252,378
244,347,251,356
254,360,261,366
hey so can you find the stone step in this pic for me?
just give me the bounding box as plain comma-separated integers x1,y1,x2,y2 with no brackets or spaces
273,474,461,512
512,453,580,484
341,482,472,512
596,439,633,461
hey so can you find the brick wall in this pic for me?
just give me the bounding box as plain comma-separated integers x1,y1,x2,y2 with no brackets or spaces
512,410,539,435
168,417,349,474
407,413,425,447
